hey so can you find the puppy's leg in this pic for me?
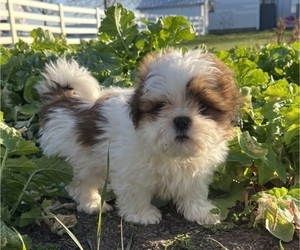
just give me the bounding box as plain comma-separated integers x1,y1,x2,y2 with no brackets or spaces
115,186,162,225
175,181,219,225
67,170,112,214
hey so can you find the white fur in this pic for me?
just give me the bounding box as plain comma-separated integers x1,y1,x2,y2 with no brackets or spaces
37,51,234,225
36,58,101,102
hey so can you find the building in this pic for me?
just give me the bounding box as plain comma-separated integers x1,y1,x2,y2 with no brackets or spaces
137,0,299,33
137,0,209,35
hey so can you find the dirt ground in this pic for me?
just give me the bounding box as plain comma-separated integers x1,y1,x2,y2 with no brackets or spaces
22,202,299,250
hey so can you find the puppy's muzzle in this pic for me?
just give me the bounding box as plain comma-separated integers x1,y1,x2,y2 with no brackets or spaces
174,116,191,141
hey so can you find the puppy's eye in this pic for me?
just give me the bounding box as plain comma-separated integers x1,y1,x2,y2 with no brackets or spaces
147,101,167,115
155,102,167,110
199,103,208,114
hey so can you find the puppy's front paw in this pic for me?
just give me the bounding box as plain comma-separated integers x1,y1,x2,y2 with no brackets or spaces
181,201,220,225
77,200,113,214
196,211,220,225
123,205,162,225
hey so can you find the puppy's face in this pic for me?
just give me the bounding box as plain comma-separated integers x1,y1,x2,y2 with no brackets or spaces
129,49,240,158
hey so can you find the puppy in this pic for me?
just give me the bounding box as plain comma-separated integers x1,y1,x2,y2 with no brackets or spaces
37,49,240,225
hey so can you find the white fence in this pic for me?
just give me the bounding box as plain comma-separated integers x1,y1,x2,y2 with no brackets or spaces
0,0,205,46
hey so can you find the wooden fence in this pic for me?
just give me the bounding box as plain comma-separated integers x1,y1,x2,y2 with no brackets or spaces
0,0,205,46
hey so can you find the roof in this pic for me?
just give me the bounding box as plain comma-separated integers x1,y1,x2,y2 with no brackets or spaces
137,0,205,9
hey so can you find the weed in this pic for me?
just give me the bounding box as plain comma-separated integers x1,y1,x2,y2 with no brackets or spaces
164,233,194,250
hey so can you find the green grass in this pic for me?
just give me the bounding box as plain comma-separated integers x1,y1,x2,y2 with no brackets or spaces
182,30,293,51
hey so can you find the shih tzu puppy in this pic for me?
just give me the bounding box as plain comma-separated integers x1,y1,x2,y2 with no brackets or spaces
37,49,240,225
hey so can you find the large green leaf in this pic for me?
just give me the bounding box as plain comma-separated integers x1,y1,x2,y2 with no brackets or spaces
99,3,138,53
252,187,299,242
0,120,39,155
162,15,195,43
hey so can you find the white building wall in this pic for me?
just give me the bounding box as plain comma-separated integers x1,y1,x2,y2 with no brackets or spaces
209,0,260,31
276,0,292,18
139,6,201,17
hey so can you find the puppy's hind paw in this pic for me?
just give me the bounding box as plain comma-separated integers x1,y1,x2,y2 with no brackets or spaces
77,201,112,214
102,201,113,213
123,205,162,225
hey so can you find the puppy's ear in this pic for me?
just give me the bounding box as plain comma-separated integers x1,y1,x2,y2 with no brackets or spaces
135,52,156,86
135,49,175,85
128,52,157,128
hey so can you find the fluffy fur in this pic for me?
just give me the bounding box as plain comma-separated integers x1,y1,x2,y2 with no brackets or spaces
37,49,240,225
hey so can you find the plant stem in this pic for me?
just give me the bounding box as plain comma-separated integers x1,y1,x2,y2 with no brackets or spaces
10,168,43,216
114,8,130,54
0,148,9,181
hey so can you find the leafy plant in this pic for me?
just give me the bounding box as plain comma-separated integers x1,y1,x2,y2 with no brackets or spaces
212,43,299,188
0,112,72,249
252,187,299,242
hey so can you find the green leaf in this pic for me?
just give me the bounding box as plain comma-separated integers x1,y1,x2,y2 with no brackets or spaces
284,124,299,145
0,120,39,155
211,182,244,220
262,144,287,183
18,207,41,228
33,156,72,185
19,102,40,116
1,88,23,109
31,28,56,44
256,159,277,185
264,79,292,99
23,76,40,103
238,131,268,159
267,187,288,198
288,188,300,200
162,15,195,43
0,221,30,249
265,211,295,242
99,4,138,54
252,188,299,242
4,156,38,172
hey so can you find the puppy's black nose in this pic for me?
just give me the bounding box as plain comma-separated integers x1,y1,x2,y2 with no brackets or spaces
173,116,191,131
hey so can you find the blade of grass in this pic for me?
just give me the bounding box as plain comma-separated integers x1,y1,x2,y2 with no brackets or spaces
53,215,84,250
96,143,111,250
120,218,124,250
86,237,94,250
207,237,229,250
125,230,133,250
12,227,27,250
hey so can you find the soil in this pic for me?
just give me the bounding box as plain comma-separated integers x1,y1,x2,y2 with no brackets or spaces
21,202,299,250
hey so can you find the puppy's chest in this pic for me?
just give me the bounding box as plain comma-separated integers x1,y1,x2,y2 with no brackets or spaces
152,162,197,196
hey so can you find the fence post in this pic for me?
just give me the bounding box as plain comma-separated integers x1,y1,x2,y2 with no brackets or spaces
59,3,66,35
7,0,18,44
204,0,209,35
96,7,101,30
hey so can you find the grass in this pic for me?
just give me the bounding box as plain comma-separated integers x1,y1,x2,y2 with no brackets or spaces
182,29,294,51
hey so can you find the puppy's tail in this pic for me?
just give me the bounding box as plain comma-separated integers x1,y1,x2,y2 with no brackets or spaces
36,58,101,103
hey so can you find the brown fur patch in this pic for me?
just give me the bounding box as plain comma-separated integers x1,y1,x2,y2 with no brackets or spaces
75,99,108,147
128,51,167,127
39,87,115,147
187,54,241,138
128,63,151,128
